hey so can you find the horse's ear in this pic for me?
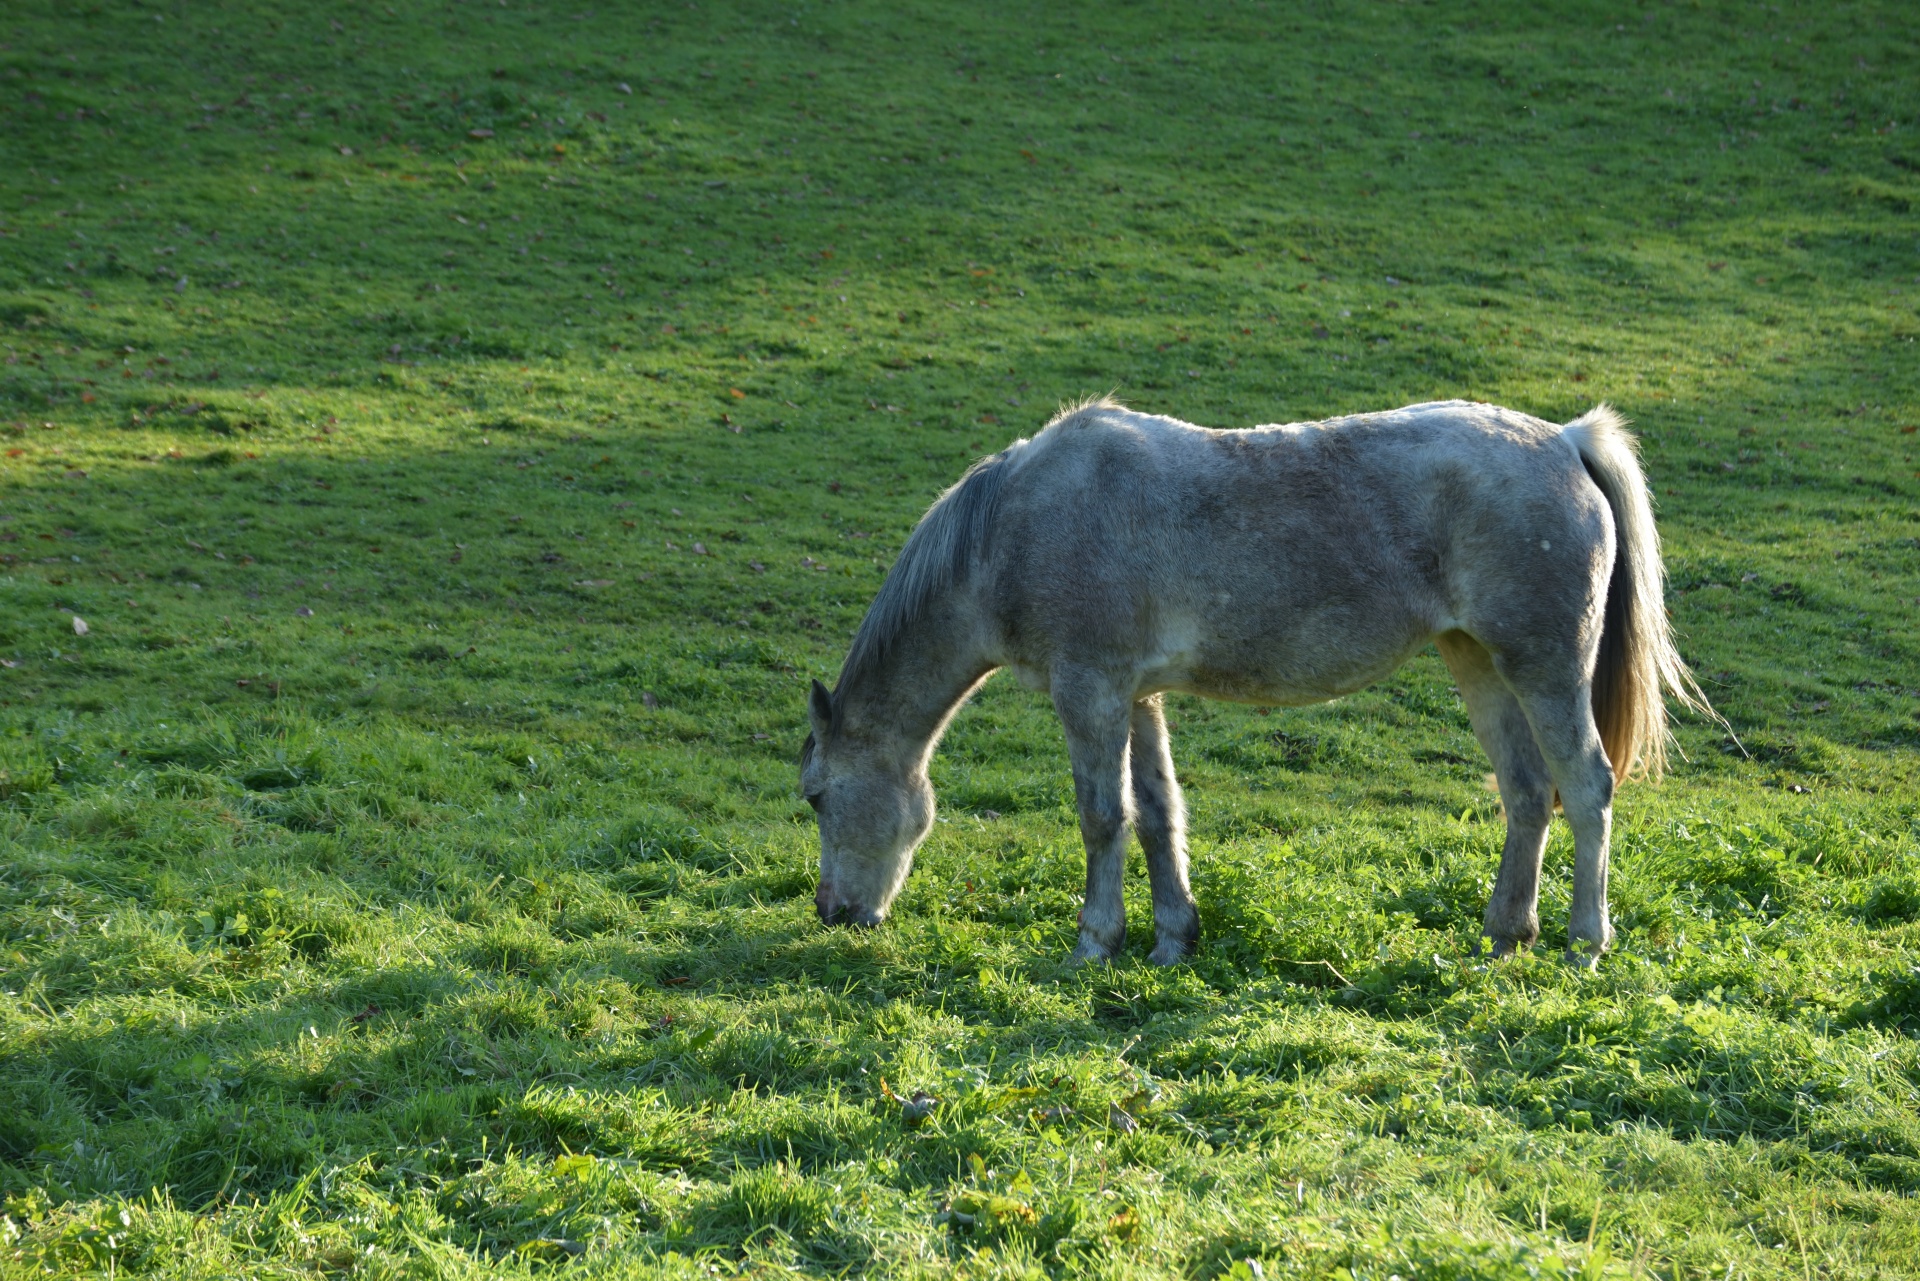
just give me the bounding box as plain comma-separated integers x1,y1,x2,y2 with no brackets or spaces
808,679,834,738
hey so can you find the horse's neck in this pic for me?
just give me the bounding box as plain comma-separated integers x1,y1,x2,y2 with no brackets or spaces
836,596,994,769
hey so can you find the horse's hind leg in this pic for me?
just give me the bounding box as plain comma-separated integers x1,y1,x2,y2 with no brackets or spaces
1052,667,1135,963
1438,633,1555,956
1130,695,1198,965
1508,684,1616,966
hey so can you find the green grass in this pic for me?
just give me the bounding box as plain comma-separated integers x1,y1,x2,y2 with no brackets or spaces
1,0,1917,1276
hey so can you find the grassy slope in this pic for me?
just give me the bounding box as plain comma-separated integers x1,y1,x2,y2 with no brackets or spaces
0,0,1917,1276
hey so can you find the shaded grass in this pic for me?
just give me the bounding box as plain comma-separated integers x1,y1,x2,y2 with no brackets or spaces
0,0,1917,1277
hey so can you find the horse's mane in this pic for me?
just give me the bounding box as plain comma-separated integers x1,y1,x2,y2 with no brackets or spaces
831,397,1124,718
833,449,1012,714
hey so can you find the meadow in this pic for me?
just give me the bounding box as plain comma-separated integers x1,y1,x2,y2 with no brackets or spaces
1,0,1917,1276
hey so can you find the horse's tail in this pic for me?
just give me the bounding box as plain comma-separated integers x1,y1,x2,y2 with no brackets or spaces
1561,405,1722,781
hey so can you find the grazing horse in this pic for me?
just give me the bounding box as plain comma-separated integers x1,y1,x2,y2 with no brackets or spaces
800,398,1716,966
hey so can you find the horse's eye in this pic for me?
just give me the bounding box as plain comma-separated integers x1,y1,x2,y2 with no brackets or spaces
805,792,823,811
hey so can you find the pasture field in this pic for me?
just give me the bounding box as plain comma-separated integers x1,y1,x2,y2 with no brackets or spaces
2,0,1918,1276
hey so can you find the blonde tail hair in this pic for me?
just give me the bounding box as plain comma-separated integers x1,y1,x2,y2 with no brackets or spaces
1562,405,1724,780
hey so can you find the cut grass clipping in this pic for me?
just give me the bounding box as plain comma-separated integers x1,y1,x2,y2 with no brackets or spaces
2,1,1918,1278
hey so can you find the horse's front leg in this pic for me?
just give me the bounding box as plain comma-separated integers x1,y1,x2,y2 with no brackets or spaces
1131,695,1198,965
1053,667,1135,964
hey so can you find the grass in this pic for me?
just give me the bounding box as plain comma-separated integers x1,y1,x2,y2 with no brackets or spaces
0,0,1917,1275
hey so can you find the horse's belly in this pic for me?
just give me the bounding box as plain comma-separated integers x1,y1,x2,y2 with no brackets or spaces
1145,609,1430,706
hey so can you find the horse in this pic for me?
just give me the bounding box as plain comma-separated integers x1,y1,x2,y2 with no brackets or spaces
800,398,1718,967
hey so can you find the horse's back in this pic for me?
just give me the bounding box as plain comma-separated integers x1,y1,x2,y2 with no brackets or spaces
1008,398,1575,502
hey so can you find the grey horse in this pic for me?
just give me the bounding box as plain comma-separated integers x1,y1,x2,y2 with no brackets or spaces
801,398,1717,966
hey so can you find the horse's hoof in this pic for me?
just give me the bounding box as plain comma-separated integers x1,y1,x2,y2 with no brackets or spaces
1562,947,1600,971
1487,937,1526,960
1068,942,1116,966
1147,939,1191,967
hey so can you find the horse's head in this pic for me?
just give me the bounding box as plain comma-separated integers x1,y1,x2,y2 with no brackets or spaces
802,679,934,928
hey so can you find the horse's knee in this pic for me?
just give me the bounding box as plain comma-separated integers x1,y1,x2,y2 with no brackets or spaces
1078,802,1127,851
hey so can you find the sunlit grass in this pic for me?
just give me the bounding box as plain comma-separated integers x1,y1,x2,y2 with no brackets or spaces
0,0,1916,1277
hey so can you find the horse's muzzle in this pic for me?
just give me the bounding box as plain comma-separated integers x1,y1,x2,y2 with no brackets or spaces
816,893,883,929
